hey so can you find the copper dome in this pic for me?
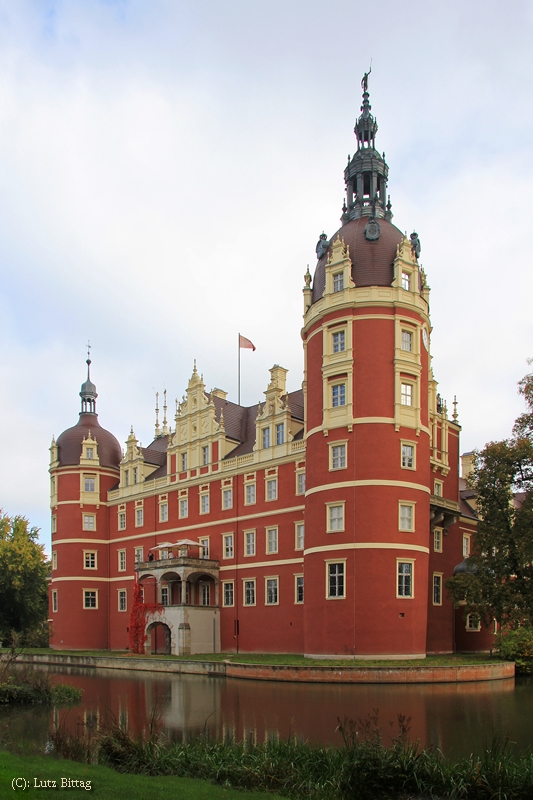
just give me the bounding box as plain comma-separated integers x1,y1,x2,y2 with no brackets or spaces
56,413,122,469
311,217,403,304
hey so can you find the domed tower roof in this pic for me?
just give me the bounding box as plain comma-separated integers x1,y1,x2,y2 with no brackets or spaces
311,71,405,305
56,357,121,469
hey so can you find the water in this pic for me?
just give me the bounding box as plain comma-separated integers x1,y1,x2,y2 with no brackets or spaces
1,664,532,759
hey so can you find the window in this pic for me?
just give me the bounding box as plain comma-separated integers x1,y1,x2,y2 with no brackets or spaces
52,551,57,570
397,561,414,597
200,493,210,514
133,467,138,484
201,584,210,606
466,613,481,631
262,428,271,448
266,578,279,605
202,445,209,466
85,447,94,459
160,502,168,522
222,488,233,510
244,580,256,606
161,586,169,605
179,498,188,518
118,550,126,571
463,534,471,557
223,534,234,559
52,590,58,613
118,590,127,612
295,523,304,551
245,483,256,505
401,383,413,406
401,330,413,352
333,272,344,292
84,476,95,492
51,515,57,534
433,528,443,553
327,562,345,598
118,512,126,531
276,423,285,445
434,480,443,497
332,383,346,407
160,548,169,560
245,531,256,557
332,331,345,353
401,271,411,290
181,453,188,471
135,508,144,527
223,581,234,607
84,591,97,609
327,503,344,532
199,537,209,559
134,547,144,563
401,443,415,469
331,443,346,470
266,479,277,501
433,574,442,606
84,551,97,570
399,503,414,531
296,472,306,495
295,575,304,604
266,527,278,554
83,514,95,531
125,471,129,487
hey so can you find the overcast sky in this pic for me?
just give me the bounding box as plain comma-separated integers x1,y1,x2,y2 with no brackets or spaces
1,0,532,551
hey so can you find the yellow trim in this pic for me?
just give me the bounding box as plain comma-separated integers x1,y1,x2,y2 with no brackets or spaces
82,589,99,609
305,480,429,497
304,543,429,556
52,538,109,545
220,557,303,572
51,576,135,583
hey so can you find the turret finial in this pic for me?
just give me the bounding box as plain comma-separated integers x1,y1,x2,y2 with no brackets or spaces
154,391,161,438
162,389,168,435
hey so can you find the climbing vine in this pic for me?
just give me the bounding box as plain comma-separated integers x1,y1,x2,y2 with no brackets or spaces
128,578,163,654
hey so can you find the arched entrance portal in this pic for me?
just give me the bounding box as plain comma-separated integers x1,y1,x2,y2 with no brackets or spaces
147,621,171,655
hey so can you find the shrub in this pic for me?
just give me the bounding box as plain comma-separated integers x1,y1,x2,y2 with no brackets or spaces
495,626,533,674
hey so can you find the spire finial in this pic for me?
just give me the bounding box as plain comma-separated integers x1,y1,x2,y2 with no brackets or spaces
452,395,459,422
162,389,168,435
154,391,160,438
80,342,97,414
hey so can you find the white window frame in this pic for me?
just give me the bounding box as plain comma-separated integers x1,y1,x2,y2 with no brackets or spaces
202,445,209,466
83,514,96,531
262,427,271,448
200,493,210,515
52,551,57,570
83,475,96,493
397,560,414,598
52,590,58,612
118,549,126,572
223,533,234,559
244,530,256,557
222,488,233,510
400,382,413,406
296,471,306,496
433,573,443,606
243,579,256,606
265,577,279,606
134,547,144,563
433,528,443,553
179,498,189,519
330,442,347,470
245,483,256,505
198,537,210,559
326,560,346,599
135,508,144,527
222,581,234,607
401,271,411,291
159,502,168,522
401,441,416,470
276,423,285,445
399,502,415,532
266,478,278,501
327,502,345,532
295,522,304,551
333,272,344,293
332,330,346,353
294,574,304,604
434,480,443,497
331,383,346,407
180,452,188,472
463,534,471,557
266,527,278,554
118,590,127,612
84,550,97,570
118,511,126,531
83,590,98,609
401,329,413,352
466,613,481,631
161,585,169,606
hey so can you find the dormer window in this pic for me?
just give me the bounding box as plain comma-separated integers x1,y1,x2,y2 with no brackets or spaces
181,453,188,471
85,447,93,459
401,272,411,291
276,423,284,445
333,273,344,293
262,428,271,448
133,467,138,484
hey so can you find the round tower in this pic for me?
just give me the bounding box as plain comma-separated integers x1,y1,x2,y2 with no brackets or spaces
302,75,433,658
49,357,121,650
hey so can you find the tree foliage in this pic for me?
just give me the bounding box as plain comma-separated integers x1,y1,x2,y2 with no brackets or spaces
446,366,533,628
0,512,50,643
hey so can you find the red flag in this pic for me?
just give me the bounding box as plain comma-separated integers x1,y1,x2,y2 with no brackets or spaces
239,335,256,351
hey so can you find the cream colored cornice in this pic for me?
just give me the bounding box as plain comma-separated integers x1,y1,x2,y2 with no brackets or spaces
304,542,430,556
305,479,430,497
219,557,304,572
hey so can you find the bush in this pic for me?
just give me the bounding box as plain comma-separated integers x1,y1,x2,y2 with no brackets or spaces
495,627,533,674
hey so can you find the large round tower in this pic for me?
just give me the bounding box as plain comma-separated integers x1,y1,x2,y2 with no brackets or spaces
49,358,121,649
302,75,437,658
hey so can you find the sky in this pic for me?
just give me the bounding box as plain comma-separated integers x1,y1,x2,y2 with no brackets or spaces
0,0,532,551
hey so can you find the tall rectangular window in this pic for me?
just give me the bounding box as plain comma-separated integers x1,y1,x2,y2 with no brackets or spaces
332,331,345,353
328,504,344,532
295,523,304,551
118,550,126,572
262,428,271,448
223,534,234,559
118,590,127,612
52,551,57,570
118,512,126,531
266,528,278,554
266,578,279,605
200,494,210,514
401,444,414,469
84,551,97,570
245,483,256,505
222,488,233,510
401,383,413,406
266,479,277,501
199,537,209,559
159,502,168,522
244,580,255,606
399,504,414,531
276,423,285,445
333,272,344,292
201,584,210,606
84,476,95,492
223,581,234,607
179,498,188,518
434,480,443,497
52,590,58,612
332,384,346,407
295,576,304,604
134,547,144,563
84,590,97,609
401,330,413,352
133,467,138,484
433,574,442,605
83,515,95,531
331,444,346,469
397,561,413,597
463,534,471,557
401,271,411,291
135,508,144,527
161,586,169,606
202,445,209,465
245,531,256,557
181,453,188,471
433,528,443,552
328,563,345,598
296,472,306,495
85,447,94,459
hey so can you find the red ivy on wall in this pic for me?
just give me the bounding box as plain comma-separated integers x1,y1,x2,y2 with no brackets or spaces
128,578,163,654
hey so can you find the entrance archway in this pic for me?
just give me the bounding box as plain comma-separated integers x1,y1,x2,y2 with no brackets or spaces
147,621,171,655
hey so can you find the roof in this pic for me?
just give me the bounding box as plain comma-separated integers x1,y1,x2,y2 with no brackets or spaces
56,413,122,469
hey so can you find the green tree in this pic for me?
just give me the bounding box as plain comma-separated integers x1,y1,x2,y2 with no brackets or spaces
0,512,50,644
446,366,533,628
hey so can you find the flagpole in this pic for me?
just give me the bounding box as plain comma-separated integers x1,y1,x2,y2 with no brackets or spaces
238,332,241,406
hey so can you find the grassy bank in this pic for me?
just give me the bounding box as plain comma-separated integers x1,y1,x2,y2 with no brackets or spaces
45,713,533,800
0,751,286,800
21,648,499,668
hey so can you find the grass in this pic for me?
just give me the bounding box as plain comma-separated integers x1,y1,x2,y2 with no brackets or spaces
0,663,81,706
0,751,287,800
19,648,501,668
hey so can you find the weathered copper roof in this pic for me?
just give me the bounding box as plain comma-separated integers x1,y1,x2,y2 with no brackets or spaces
56,413,122,469
311,217,403,304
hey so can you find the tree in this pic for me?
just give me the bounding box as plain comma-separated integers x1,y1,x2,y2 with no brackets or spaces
0,512,50,644
446,366,533,628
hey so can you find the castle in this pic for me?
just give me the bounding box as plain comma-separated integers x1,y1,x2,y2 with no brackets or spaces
48,78,491,658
